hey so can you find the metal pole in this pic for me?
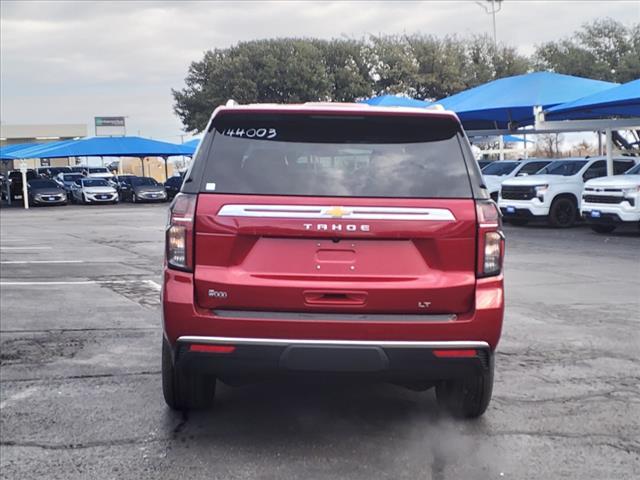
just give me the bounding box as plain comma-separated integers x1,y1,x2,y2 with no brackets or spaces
491,0,497,47
605,128,614,176
523,133,528,159
499,135,504,160
140,157,145,177
20,160,29,210
164,157,169,181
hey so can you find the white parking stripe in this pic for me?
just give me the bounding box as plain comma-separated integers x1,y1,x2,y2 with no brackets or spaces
0,246,53,251
0,260,85,264
145,280,162,291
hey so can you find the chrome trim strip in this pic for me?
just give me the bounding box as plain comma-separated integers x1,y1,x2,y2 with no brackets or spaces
213,309,456,322
218,204,456,221
177,336,489,349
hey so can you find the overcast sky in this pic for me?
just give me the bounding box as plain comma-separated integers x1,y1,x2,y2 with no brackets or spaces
1,1,638,141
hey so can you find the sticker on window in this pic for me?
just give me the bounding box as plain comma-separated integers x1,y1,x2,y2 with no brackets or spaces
205,182,216,191
222,128,277,139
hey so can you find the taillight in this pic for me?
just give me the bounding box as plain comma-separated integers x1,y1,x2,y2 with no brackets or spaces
476,200,505,277
167,193,196,271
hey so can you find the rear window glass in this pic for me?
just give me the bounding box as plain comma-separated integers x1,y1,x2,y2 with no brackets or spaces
200,113,472,198
482,161,518,176
82,179,109,187
538,160,587,176
28,180,58,188
132,177,159,186
516,161,551,176
625,163,640,175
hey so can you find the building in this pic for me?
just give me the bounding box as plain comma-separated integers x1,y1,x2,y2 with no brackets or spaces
0,123,88,172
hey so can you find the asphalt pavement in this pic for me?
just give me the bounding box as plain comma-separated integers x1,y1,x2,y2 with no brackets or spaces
1,203,639,479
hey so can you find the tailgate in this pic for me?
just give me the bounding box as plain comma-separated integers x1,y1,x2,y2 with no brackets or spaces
193,194,477,315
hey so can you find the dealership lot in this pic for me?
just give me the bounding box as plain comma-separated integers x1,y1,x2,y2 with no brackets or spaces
0,204,638,479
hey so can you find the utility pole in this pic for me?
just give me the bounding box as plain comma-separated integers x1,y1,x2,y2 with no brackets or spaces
475,0,503,47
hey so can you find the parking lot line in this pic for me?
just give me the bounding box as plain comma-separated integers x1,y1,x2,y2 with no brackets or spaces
0,246,53,251
0,260,85,264
0,280,156,286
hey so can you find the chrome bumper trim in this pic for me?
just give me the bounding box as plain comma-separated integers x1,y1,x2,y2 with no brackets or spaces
177,336,489,349
213,309,456,322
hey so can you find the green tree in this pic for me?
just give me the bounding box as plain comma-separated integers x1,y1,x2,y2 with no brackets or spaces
534,18,640,82
173,39,333,132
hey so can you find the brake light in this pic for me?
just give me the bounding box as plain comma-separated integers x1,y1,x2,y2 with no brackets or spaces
189,344,235,354
433,349,477,358
167,193,196,271
476,200,505,277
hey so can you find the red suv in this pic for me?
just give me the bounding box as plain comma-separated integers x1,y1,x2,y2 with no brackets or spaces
162,103,505,418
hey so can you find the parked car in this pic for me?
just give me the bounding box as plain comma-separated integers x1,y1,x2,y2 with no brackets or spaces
55,172,84,195
3,169,39,201
70,166,88,174
162,102,505,417
164,173,185,200
478,160,495,170
70,178,119,204
120,176,167,202
27,178,68,206
108,174,137,192
498,156,638,227
482,159,552,202
36,166,52,178
580,161,640,233
84,166,114,179
48,166,72,178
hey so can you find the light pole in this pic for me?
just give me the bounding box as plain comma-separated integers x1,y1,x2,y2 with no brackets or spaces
475,0,503,47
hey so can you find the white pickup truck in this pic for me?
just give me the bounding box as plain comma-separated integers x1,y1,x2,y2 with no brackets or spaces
498,156,638,227
482,158,553,202
580,162,640,233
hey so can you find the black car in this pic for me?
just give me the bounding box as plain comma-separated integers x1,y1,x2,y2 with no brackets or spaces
27,179,68,206
4,170,39,201
163,173,185,200
120,176,167,203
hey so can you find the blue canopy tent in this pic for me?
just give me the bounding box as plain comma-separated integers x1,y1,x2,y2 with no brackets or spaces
10,136,194,159
435,71,617,131
503,135,533,143
0,142,44,160
360,94,431,108
545,78,640,120
183,138,201,148
8,136,195,180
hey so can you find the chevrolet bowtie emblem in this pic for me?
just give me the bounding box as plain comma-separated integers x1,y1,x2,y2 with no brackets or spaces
324,206,351,218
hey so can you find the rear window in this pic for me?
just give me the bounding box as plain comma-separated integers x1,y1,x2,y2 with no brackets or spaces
28,179,58,188
482,161,518,176
199,112,472,198
82,179,109,187
538,160,587,176
516,161,551,176
132,177,159,186
625,163,640,175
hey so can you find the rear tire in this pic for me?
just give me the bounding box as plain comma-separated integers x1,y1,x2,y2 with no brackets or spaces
548,197,577,228
507,218,528,226
590,224,616,234
436,355,494,419
162,339,216,411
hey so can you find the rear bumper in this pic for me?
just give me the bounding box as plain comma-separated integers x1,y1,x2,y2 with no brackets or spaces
174,336,492,381
162,270,504,353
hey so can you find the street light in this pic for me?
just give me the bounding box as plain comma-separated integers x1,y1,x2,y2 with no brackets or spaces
475,0,503,47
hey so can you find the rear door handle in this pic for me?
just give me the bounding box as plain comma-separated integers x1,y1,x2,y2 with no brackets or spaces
304,291,367,306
